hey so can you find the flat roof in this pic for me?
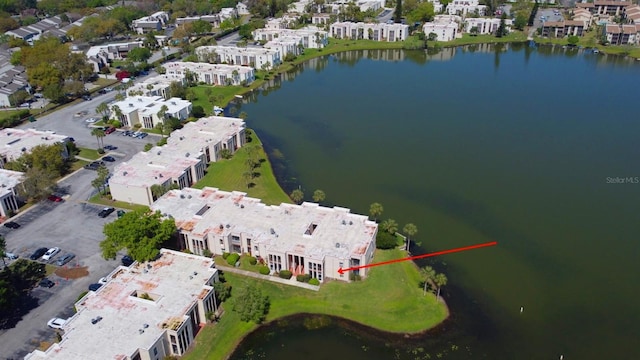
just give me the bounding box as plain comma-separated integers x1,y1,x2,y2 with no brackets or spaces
0,168,23,197
166,116,245,155
152,187,377,261
26,249,217,360
0,128,68,162
165,61,254,75
111,96,190,116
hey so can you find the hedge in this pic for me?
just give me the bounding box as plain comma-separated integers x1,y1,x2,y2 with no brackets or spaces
376,231,398,249
248,256,257,265
226,253,240,266
278,270,292,279
296,274,311,283
222,252,230,259
309,278,320,286
0,109,30,129
258,266,270,275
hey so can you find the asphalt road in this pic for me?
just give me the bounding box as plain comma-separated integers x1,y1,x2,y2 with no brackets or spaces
377,8,395,24
0,91,162,358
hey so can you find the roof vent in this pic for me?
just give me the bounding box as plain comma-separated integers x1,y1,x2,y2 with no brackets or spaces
342,220,346,225
193,271,198,276
240,204,244,209
225,224,230,228
180,194,185,199
159,174,163,178
185,152,190,157
180,136,184,140
157,151,161,155
270,228,275,235
143,323,149,328
123,171,128,176
189,275,193,280
139,329,145,334
187,195,192,199
21,147,26,152
335,243,340,248
219,224,224,229
349,221,353,225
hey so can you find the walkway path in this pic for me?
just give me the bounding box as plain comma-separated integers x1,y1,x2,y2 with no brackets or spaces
216,265,320,291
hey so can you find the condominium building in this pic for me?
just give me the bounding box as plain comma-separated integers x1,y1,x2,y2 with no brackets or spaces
151,187,378,283
0,128,71,168
126,74,186,99
0,48,29,107
329,22,409,42
132,11,169,34
464,17,513,35
25,249,219,360
423,20,459,41
253,26,328,49
109,117,245,206
541,20,587,37
604,23,640,45
110,96,192,129
446,0,487,16
0,169,23,218
196,45,281,70
164,62,255,86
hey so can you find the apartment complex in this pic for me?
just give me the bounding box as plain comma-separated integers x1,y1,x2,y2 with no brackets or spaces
25,249,219,360
4,15,66,44
423,16,460,41
196,46,282,70
164,61,255,86
0,169,23,218
576,0,631,16
464,17,513,35
446,0,487,16
604,23,640,44
253,26,328,49
541,20,587,37
132,11,169,34
329,22,409,42
110,96,192,129
126,74,186,99
151,187,378,283
109,117,245,206
0,128,70,168
85,41,143,72
0,48,29,107
175,7,238,28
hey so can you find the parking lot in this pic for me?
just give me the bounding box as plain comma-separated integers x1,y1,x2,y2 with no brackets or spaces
0,94,159,358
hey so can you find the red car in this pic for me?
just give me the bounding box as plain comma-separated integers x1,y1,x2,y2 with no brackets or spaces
48,195,63,202
105,127,116,135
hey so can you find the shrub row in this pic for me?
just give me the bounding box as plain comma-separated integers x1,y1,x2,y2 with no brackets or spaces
309,278,320,286
222,252,230,259
258,266,270,275
278,270,292,279
296,274,311,283
249,256,257,265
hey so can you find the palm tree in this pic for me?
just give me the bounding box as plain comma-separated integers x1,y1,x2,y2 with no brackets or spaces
369,202,383,222
421,266,436,296
312,189,325,203
290,189,304,204
114,92,125,101
96,102,110,121
434,273,448,299
380,218,398,234
238,111,248,120
403,223,418,253
91,128,105,149
112,105,123,125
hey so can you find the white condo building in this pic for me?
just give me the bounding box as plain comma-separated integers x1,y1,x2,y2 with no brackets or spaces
0,128,71,168
110,96,192,129
446,0,487,16
164,62,255,86
0,169,24,218
24,249,219,360
253,26,328,49
329,22,409,42
151,187,378,283
196,46,281,70
464,17,513,35
109,117,245,206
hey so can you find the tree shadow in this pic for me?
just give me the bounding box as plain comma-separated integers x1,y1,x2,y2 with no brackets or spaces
251,172,261,179
0,292,40,330
247,182,256,188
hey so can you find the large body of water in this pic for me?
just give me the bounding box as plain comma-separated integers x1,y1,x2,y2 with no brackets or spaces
228,43,640,359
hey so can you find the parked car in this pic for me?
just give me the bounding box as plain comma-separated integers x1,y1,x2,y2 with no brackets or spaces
39,278,55,288
136,132,148,139
85,117,98,123
88,283,102,291
48,194,63,202
122,131,132,136
5,252,18,260
98,207,115,218
121,255,134,266
74,111,88,118
84,162,100,170
102,156,115,162
47,317,67,329
3,221,20,229
42,247,60,261
104,145,118,150
30,247,49,260
105,127,116,135
82,95,92,101
56,253,75,266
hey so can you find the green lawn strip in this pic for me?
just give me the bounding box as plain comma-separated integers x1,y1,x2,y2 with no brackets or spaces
436,32,528,47
77,148,101,160
194,131,290,206
0,109,28,122
88,193,150,211
190,85,244,115
69,159,90,172
184,249,448,359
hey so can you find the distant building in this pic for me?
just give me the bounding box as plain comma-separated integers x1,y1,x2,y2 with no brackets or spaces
312,13,332,26
446,0,487,16
254,26,328,48
0,128,71,168
196,45,281,70
126,74,186,99
623,4,640,24
541,20,587,37
576,0,631,16
422,16,460,41
110,96,192,129
151,187,378,283
4,15,66,44
132,11,169,34
329,22,409,42
604,23,639,44
109,117,245,206
85,41,143,71
0,169,24,218
0,48,29,107
164,61,256,86
465,17,513,35
24,249,219,360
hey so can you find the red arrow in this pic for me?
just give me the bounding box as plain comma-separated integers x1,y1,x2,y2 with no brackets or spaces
337,241,497,275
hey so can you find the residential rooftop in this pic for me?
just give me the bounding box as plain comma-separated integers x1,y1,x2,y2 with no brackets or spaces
0,128,69,163
111,95,191,118
166,116,245,155
0,168,24,197
152,187,377,261
25,249,217,360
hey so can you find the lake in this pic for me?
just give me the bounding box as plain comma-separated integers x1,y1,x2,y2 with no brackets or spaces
228,43,640,359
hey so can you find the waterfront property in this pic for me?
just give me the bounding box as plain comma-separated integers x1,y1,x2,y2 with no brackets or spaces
541,20,587,37
196,46,281,70
151,187,378,283
164,61,256,86
329,22,409,42
576,0,631,16
0,128,71,168
126,74,187,99
176,8,238,29
24,249,219,360
109,116,245,206
0,168,24,218
423,18,459,42
253,26,328,49
603,23,640,44
446,0,487,16
264,15,301,29
110,96,192,128
464,17,513,35
624,5,640,24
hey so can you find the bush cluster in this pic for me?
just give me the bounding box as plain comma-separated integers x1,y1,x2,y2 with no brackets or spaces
278,270,292,279
376,231,398,249
248,256,257,265
308,278,320,286
222,252,230,259
226,253,240,266
296,274,311,283
258,266,270,275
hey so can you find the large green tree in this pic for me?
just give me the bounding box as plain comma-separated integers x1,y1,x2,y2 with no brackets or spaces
434,273,448,299
127,47,152,62
5,143,68,177
232,285,270,323
17,167,57,202
406,2,434,24
100,209,176,262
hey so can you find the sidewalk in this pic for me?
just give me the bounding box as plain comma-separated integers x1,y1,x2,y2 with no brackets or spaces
217,265,320,291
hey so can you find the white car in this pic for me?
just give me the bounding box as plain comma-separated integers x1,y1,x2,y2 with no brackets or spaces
47,318,67,329
99,276,109,285
85,117,98,123
42,247,60,261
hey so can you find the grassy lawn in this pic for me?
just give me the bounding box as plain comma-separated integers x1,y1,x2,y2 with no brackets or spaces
194,130,290,206
93,78,119,87
88,193,150,212
0,109,29,122
214,254,261,273
69,159,90,172
436,32,528,47
77,148,101,160
190,85,245,115
183,249,448,360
